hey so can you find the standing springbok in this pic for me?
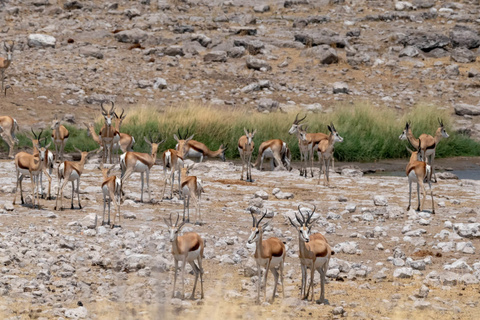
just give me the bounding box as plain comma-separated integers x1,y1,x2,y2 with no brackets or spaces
254,139,292,171
317,123,343,186
175,129,227,162
406,141,434,214
113,109,135,156
0,115,19,158
51,115,69,162
161,148,184,200
30,129,54,199
295,125,311,177
399,119,449,182
54,147,98,211
13,141,51,209
165,213,204,300
120,135,165,203
0,41,14,91
238,128,256,182
248,211,285,304
100,164,122,228
99,101,117,164
180,164,204,225
289,113,329,177
288,205,333,303
85,122,135,163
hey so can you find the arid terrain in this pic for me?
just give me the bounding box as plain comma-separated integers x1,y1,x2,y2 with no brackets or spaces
1,0,480,319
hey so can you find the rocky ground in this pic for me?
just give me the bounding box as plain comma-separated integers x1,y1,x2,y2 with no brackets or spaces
0,0,480,138
0,157,479,319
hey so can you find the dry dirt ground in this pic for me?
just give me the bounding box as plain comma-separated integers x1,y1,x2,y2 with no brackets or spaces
0,156,479,319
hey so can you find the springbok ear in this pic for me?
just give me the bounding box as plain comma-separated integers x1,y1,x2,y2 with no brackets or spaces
406,147,413,154
188,163,195,171
45,142,52,149
173,134,180,142
186,134,195,141
144,136,152,145
158,139,166,145
252,129,257,135
262,221,271,229
244,127,248,136
74,146,82,153
327,125,332,132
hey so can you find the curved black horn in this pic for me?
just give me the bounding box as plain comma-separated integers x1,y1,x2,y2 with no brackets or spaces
175,212,180,227
250,212,257,227
177,128,182,140
257,210,268,227
31,128,37,140
306,205,316,225
100,101,107,114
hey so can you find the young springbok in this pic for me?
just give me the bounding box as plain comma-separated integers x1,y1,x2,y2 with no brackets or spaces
238,128,256,182
175,129,227,162
248,211,285,304
288,205,333,303
399,119,449,182
0,41,14,91
254,139,292,171
120,135,165,203
406,142,434,214
0,115,19,158
100,164,122,228
295,125,311,177
317,123,343,186
165,213,204,300
13,141,51,209
51,115,69,162
180,164,204,225
113,109,135,156
161,148,184,200
54,147,97,211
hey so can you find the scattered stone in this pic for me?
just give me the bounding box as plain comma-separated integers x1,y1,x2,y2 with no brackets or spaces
333,82,349,94
246,56,271,71
114,29,148,44
28,34,56,48
454,104,480,116
394,267,413,278
254,190,269,200
451,47,476,63
373,195,388,206
257,98,279,113
204,51,227,63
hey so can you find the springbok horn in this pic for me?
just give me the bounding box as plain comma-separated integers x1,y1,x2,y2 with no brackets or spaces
175,212,180,227
250,212,256,227
109,101,115,114
177,128,182,140
306,205,316,225
100,101,107,115
256,210,268,227
31,128,37,140
297,205,306,223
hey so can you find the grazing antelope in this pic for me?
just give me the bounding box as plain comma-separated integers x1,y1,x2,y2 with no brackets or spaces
248,211,285,304
288,205,333,303
238,128,256,182
180,164,204,225
100,164,122,228
175,129,227,162
0,115,19,158
29,129,54,199
51,115,69,162
289,113,329,177
0,41,14,91
13,141,51,209
120,135,165,203
165,213,204,300
317,123,343,186
99,101,117,164
399,119,449,182
254,139,292,171
161,148,184,200
406,142,434,214
55,147,98,211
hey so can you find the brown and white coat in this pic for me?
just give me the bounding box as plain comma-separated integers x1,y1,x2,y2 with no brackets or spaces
51,115,69,162
238,128,256,182
0,115,19,158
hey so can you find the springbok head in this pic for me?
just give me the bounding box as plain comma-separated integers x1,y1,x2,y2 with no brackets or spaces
174,128,195,159
244,128,257,147
289,113,307,135
164,212,186,242
101,101,116,127
50,114,61,131
287,205,320,242
36,138,51,162
327,123,343,143
144,133,166,156
30,128,44,146
114,108,126,128
247,210,270,244
399,121,411,140
437,118,449,138
4,41,14,60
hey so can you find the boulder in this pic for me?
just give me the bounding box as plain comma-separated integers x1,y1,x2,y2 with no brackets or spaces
333,82,349,94
79,46,104,59
164,45,185,57
28,34,56,48
399,32,450,52
454,104,480,116
203,51,227,63
246,56,271,71
451,47,476,63
257,98,279,113
450,25,480,49
399,46,420,57
114,29,148,44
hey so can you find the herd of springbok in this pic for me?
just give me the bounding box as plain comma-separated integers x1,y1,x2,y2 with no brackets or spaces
0,41,450,305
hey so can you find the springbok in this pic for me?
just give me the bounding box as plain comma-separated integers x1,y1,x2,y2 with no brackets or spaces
254,139,292,171
51,115,69,162
85,122,135,162
180,164,204,225
0,115,19,158
161,148,184,200
55,147,98,211
406,141,434,214
238,128,256,182
247,211,285,304
100,164,122,228
399,119,449,182
288,205,333,303
165,213,204,300
13,141,51,209
120,135,165,203
317,123,343,186
295,125,311,177
0,41,14,91
99,101,117,164
29,129,54,199
175,129,227,162
289,113,329,177
113,109,135,156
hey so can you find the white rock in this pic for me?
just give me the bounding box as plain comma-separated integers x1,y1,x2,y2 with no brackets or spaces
28,34,56,48
395,1,413,11
393,267,413,278
65,306,88,319
373,195,388,206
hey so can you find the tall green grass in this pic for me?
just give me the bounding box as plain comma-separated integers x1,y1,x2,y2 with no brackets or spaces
6,103,480,162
